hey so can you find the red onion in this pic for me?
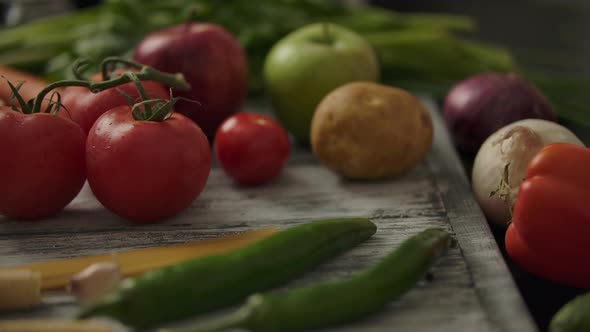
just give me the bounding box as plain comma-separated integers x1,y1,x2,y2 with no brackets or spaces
443,72,555,154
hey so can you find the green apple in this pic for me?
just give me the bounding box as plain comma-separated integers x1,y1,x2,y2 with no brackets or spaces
263,23,379,143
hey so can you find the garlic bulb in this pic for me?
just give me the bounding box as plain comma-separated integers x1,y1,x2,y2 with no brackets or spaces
67,262,121,303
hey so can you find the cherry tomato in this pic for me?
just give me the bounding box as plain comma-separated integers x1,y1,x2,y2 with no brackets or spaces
86,105,211,223
214,112,290,186
59,80,168,134
0,107,86,220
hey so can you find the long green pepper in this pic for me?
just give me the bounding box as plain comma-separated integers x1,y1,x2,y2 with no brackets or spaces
77,218,377,328
163,228,454,332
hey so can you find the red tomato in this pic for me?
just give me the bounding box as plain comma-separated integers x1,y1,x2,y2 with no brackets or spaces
86,106,211,223
214,113,290,186
59,80,168,134
0,107,86,220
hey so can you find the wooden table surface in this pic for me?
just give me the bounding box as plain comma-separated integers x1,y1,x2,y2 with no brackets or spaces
0,101,538,331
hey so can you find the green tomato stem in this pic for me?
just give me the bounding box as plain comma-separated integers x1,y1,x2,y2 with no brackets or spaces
2,79,29,113
124,71,196,122
132,95,199,122
100,57,144,81
30,57,190,114
126,72,153,115
132,99,167,121
72,58,94,80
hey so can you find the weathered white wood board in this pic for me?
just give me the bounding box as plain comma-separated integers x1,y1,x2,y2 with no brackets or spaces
0,102,537,332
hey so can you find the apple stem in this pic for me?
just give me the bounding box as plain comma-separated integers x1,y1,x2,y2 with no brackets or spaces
184,6,198,32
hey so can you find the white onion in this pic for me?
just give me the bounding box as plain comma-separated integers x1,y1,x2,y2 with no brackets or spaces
471,119,584,228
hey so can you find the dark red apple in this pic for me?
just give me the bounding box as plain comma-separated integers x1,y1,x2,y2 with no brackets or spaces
133,22,248,140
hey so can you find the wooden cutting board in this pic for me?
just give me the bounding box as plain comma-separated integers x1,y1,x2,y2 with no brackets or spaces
0,100,537,332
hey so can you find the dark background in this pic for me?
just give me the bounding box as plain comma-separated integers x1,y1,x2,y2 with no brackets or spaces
376,0,590,76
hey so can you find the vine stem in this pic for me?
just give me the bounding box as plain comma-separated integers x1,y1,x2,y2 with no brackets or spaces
30,59,190,114
100,57,144,81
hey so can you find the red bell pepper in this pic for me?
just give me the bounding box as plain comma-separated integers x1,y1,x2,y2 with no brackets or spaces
505,143,590,289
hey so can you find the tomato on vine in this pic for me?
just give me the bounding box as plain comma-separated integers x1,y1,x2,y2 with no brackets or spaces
59,59,174,134
0,80,86,220
0,58,191,220
86,80,211,223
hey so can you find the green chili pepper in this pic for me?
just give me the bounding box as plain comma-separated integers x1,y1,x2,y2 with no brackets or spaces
550,291,590,332
163,227,454,332
78,217,377,328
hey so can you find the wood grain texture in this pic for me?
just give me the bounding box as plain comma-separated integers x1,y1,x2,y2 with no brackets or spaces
0,102,536,332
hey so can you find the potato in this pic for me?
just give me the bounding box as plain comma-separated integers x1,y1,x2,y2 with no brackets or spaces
310,82,433,180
